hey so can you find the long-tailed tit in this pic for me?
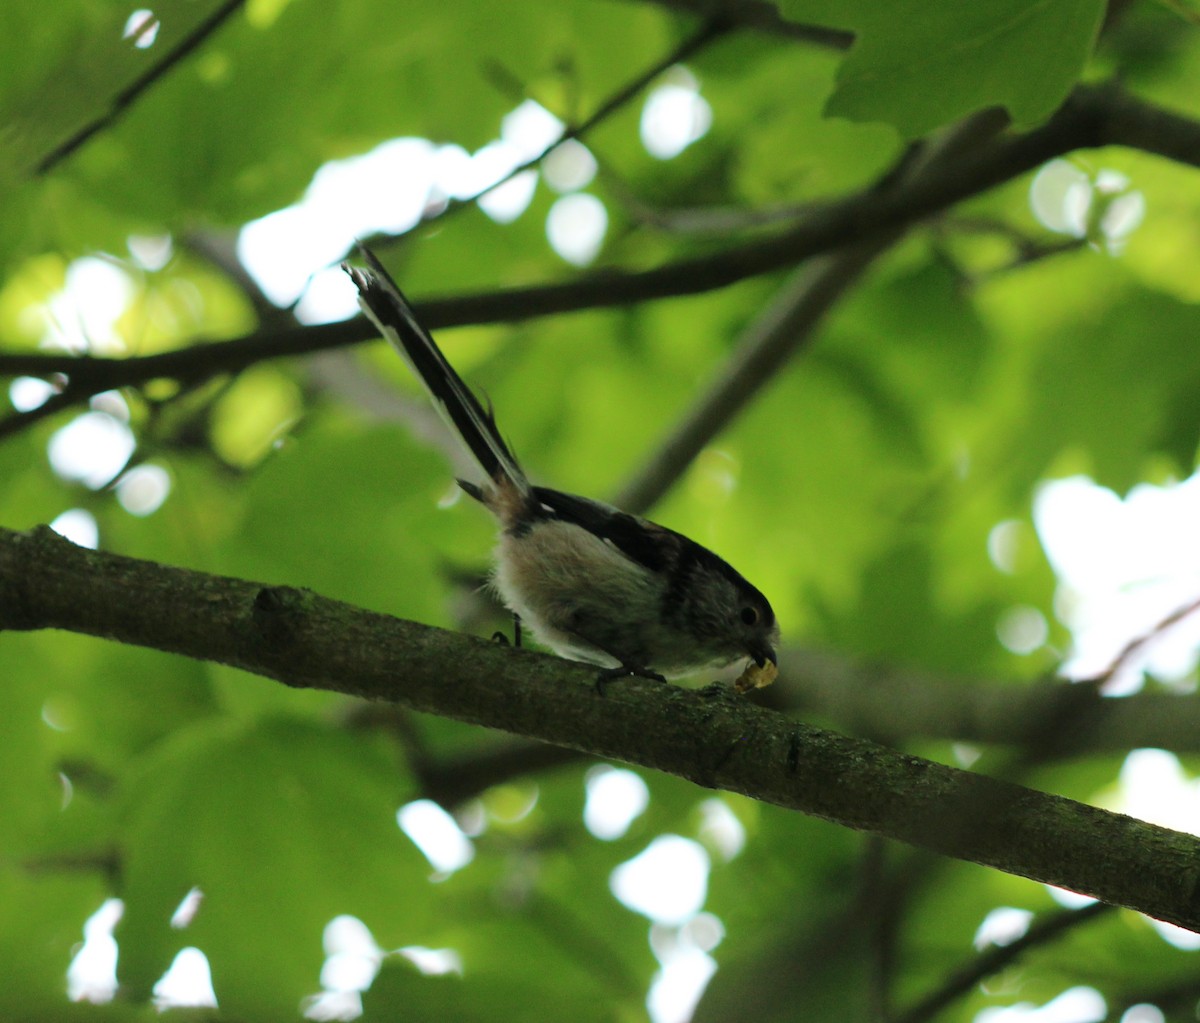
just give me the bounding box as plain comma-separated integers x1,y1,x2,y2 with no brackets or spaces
344,248,778,684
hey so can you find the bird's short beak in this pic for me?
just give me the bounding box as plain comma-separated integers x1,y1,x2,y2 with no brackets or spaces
750,643,777,669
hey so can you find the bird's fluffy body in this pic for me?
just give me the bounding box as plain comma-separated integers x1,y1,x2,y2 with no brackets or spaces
345,248,779,679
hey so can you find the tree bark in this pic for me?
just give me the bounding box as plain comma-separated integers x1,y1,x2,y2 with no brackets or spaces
3,524,1199,932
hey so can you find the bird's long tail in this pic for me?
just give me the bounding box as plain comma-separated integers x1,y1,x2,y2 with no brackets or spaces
344,247,529,504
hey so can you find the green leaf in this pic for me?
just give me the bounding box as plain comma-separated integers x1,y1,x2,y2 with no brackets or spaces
700,37,900,202
779,0,1105,137
214,421,485,620
117,718,427,1019
0,867,110,1019
0,635,63,857
980,262,1200,490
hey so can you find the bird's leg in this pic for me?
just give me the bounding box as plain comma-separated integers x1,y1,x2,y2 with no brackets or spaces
491,612,522,647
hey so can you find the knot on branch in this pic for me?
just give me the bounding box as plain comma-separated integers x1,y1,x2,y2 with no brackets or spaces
252,585,309,646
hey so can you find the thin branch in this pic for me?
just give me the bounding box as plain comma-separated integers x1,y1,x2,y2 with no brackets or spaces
1085,592,1200,687
934,214,1090,278
896,902,1115,1023
1103,975,1200,1022
619,194,825,236
20,850,121,881
5,523,1200,933
420,743,582,809
975,236,1089,279
0,387,79,441
0,318,369,441
694,846,929,1023
12,17,735,442
349,704,584,807
1156,0,1200,28
614,105,1009,512
779,649,1200,757
862,837,900,1023
567,17,731,145
35,0,247,176
613,241,887,512
370,15,734,248
0,107,1037,434
6,82,1200,441
181,228,289,326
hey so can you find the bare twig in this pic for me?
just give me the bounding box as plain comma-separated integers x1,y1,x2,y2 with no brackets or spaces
619,194,825,235
614,106,1009,513
1103,975,1200,1022
182,228,289,325
978,237,1089,277
0,107,1017,436
0,388,82,442
6,83,1200,443
613,242,887,513
862,837,900,1023
777,649,1200,756
346,702,582,807
370,15,734,249
895,902,1115,1023
0,318,369,442
1085,593,1200,687
36,0,248,176
20,850,121,881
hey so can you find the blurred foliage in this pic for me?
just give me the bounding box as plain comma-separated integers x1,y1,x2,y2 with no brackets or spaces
783,0,1107,137
3,2,1200,1022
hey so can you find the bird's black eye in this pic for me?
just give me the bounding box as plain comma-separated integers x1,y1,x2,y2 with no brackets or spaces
740,606,759,626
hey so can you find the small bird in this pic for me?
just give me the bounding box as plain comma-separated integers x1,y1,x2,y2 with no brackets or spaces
344,248,778,685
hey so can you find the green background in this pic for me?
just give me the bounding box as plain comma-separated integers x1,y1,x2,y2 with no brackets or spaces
2,1,1199,1020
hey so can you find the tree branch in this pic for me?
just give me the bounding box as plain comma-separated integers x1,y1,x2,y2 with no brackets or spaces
4,523,1200,933
613,105,1009,512
368,14,733,250
779,649,1200,757
613,241,886,512
896,902,1115,1023
7,79,1192,435
382,654,1200,813
35,0,248,176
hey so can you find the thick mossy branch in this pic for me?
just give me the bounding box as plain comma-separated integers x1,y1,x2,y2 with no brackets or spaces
2,524,1199,931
